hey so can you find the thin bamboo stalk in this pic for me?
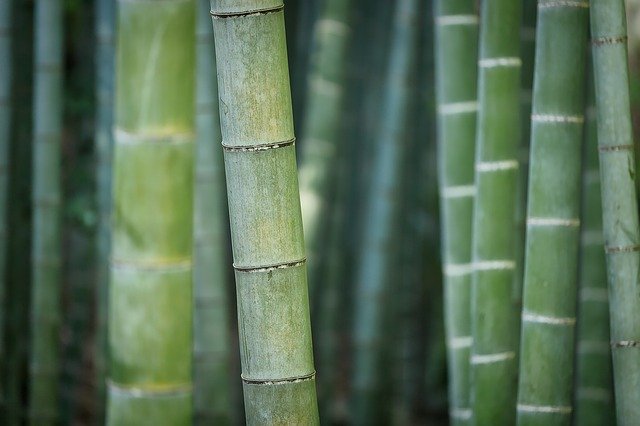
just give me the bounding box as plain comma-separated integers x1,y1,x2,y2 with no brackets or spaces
193,0,231,423
434,1,478,424
590,1,640,423
573,67,615,426
107,0,196,423
350,0,419,423
29,0,63,421
470,0,523,424
517,2,589,424
94,0,115,421
210,1,319,422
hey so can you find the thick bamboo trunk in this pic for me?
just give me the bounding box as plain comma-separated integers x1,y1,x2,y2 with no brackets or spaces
107,0,196,423
94,0,115,421
517,3,588,425
29,0,63,422
470,0,523,423
573,69,615,426
434,1,479,424
210,1,319,423
590,1,640,424
193,0,230,423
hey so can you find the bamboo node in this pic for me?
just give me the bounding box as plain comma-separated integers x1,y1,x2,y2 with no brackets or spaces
441,185,476,199
242,371,315,385
604,244,640,254
538,1,589,9
210,4,284,19
592,36,627,46
478,57,522,69
522,311,576,326
222,137,295,152
612,340,640,348
447,336,472,349
444,263,474,276
598,144,634,152
233,257,306,273
436,15,479,26
450,408,472,420
471,351,515,364
580,287,608,303
107,380,192,398
531,114,584,124
474,260,516,271
527,217,580,227
315,19,350,37
517,404,572,414
438,101,478,115
476,160,519,172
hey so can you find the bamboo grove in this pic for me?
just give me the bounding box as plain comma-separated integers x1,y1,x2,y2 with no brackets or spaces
0,0,640,424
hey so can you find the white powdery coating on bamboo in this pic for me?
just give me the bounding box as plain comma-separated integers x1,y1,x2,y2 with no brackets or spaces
476,160,519,172
436,15,479,26
444,263,475,277
479,57,522,68
517,404,572,414
577,387,612,402
471,351,515,364
315,18,350,37
527,217,581,227
538,1,589,9
438,101,479,115
450,408,473,420
448,336,473,349
474,260,516,271
532,114,585,124
522,311,576,326
580,287,608,302
310,75,342,97
441,185,476,199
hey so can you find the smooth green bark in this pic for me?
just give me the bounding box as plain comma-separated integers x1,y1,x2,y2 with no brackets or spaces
29,0,63,422
470,0,522,423
434,1,478,424
517,3,588,425
350,0,419,423
107,0,195,423
573,70,615,426
211,1,319,423
193,0,231,423
590,1,640,424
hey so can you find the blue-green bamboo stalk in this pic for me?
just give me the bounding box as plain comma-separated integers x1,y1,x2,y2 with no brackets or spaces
471,0,523,424
94,0,115,421
193,0,230,423
573,66,615,426
517,2,588,424
590,1,640,423
350,0,419,423
29,0,63,422
434,1,479,424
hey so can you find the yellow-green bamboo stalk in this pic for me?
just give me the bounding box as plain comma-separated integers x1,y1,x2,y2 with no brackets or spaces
210,1,319,422
107,0,195,423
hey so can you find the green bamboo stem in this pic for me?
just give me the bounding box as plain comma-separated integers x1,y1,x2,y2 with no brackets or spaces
350,0,419,423
0,0,13,402
590,1,640,423
573,68,615,426
107,0,195,423
193,0,231,423
470,0,522,424
210,1,319,423
94,0,115,421
297,0,353,301
29,0,63,421
434,1,478,424
516,3,588,425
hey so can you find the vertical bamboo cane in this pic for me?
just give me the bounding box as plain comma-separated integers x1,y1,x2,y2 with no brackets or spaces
434,1,479,424
210,1,319,422
516,2,589,424
107,0,195,423
590,1,640,424
29,0,63,421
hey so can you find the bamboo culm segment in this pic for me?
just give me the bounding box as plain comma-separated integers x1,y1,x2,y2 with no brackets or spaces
94,0,115,420
573,70,615,426
350,0,419,423
193,0,231,423
517,4,589,426
470,0,523,423
29,0,63,422
434,0,478,425
590,1,640,424
108,0,195,424
211,1,319,423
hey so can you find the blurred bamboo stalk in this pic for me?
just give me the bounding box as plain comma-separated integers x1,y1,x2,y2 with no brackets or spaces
108,0,196,422
590,1,640,424
434,1,479,424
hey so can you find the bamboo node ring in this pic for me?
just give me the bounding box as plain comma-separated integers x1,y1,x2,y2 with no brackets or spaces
604,244,640,254
211,4,284,19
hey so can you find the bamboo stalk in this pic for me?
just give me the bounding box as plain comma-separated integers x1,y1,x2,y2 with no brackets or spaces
107,0,196,423
590,1,640,423
29,0,63,421
210,1,319,422
193,0,231,423
573,67,615,426
470,0,523,423
350,0,419,423
94,0,115,421
517,2,589,424
434,1,478,424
